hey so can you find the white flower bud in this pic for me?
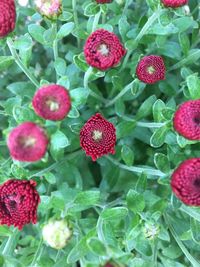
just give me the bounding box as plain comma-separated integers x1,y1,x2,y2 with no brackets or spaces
34,0,62,20
42,219,72,249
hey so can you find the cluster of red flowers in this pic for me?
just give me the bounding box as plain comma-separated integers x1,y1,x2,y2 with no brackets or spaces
0,0,16,37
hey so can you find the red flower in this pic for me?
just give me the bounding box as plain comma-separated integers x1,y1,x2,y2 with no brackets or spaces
162,0,188,8
0,0,16,38
84,29,126,71
173,100,200,140
32,84,71,121
104,264,114,267
80,113,116,161
0,179,40,230
7,122,48,162
136,55,165,84
96,0,112,3
171,158,200,206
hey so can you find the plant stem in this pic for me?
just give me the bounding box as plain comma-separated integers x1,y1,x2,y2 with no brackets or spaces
106,156,165,177
84,66,108,104
6,38,40,88
30,238,43,267
2,228,19,256
164,214,200,267
28,149,83,178
52,22,59,81
92,11,101,32
72,0,81,48
105,80,135,107
122,115,166,128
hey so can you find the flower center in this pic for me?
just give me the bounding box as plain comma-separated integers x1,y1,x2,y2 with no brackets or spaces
19,136,36,148
92,130,103,142
97,44,109,56
194,178,200,187
147,65,155,74
46,98,59,111
193,116,200,125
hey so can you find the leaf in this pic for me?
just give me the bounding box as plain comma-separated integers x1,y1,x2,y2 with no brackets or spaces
87,238,107,256
0,56,14,71
153,99,166,122
150,126,168,148
121,145,134,166
73,54,88,72
50,130,70,151
57,22,74,40
186,74,200,99
54,57,67,76
191,218,200,244
126,189,145,213
116,121,136,139
154,153,170,173
74,191,100,206
100,207,128,221
136,95,157,120
70,87,89,107
135,172,147,193
119,15,130,41
44,172,56,184
28,24,46,44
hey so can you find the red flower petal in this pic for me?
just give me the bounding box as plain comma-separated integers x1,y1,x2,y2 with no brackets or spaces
80,113,116,161
171,158,200,206
173,100,200,140
96,0,112,3
0,0,16,37
0,179,40,230
84,29,126,71
136,55,165,84
32,84,71,121
7,122,49,162
162,0,188,8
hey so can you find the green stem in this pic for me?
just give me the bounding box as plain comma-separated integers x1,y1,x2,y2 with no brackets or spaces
180,205,200,223
84,66,107,104
28,149,83,178
30,238,43,267
164,214,200,267
106,156,165,177
2,228,19,256
6,38,40,88
105,80,135,107
72,0,81,48
92,11,101,32
120,50,132,71
122,115,166,128
52,23,59,81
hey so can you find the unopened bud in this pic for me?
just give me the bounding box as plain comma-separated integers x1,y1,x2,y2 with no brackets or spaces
35,0,62,20
143,222,159,240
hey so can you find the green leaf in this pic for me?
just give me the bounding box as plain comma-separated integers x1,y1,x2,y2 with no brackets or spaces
136,95,157,120
135,173,147,193
126,189,145,213
84,3,100,16
116,121,136,138
54,57,67,76
0,226,12,237
87,238,107,256
179,33,190,55
28,24,46,44
191,218,200,244
70,87,89,108
0,56,14,71
121,145,134,166
100,207,128,221
186,74,200,99
154,153,170,173
153,99,166,122
119,15,130,41
57,22,74,40
74,191,100,206
51,130,70,151
150,126,168,148
73,54,89,72
44,172,56,184
67,105,80,118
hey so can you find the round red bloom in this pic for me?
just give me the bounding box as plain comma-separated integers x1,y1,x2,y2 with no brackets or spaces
171,158,200,206
96,0,112,3
136,55,166,84
84,29,126,71
32,84,71,121
0,179,40,229
0,0,16,38
173,100,200,140
162,0,188,8
7,122,48,162
80,113,116,161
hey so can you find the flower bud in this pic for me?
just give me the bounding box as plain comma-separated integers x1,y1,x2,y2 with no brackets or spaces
42,219,72,249
143,222,159,240
34,0,62,20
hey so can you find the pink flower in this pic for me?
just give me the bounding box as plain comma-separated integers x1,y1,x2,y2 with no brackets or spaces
171,158,200,206
0,179,40,230
136,55,166,84
7,122,49,162
162,0,188,8
32,84,71,121
96,0,112,3
84,29,126,71
34,0,62,19
0,0,16,38
173,100,200,140
80,113,116,161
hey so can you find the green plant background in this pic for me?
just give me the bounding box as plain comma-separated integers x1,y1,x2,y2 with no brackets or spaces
0,0,200,266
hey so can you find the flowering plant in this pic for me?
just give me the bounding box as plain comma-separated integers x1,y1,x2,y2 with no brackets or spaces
0,0,200,266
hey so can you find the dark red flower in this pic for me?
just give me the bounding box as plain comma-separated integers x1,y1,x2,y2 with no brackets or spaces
171,158,200,206
84,29,126,71
136,55,165,84
162,0,188,8
7,122,48,162
80,113,116,161
0,179,40,230
32,84,71,121
104,264,114,267
0,0,16,38
96,0,112,3
173,100,200,140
